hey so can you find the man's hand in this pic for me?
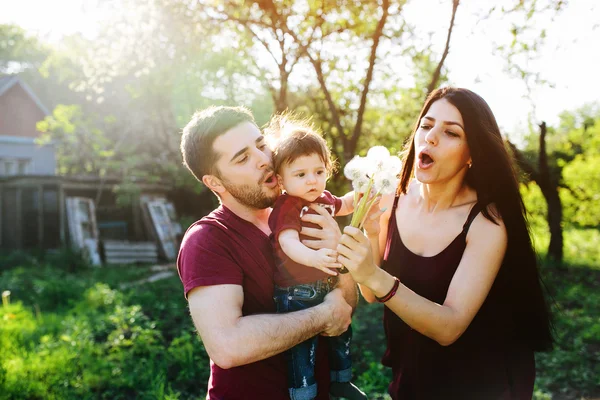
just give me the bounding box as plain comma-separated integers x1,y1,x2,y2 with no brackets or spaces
320,288,352,336
300,203,342,250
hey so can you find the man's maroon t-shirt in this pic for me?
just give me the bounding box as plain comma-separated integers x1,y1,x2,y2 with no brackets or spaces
268,191,342,287
177,205,330,400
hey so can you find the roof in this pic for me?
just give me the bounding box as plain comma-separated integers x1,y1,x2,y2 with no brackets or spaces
0,76,16,92
0,75,51,115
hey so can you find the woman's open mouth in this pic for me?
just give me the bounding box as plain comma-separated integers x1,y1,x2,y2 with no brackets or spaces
418,151,435,169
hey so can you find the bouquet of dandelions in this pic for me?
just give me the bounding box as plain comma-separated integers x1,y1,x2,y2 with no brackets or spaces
344,146,402,230
337,146,401,273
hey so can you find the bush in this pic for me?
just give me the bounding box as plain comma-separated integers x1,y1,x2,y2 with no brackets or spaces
0,250,40,271
0,265,207,399
0,248,88,273
534,267,600,398
1,247,598,399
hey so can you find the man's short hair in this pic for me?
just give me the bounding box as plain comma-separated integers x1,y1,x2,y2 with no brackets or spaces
181,106,256,181
265,115,335,176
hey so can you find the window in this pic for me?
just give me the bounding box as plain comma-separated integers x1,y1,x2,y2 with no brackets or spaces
0,158,32,176
18,159,31,175
3,159,15,176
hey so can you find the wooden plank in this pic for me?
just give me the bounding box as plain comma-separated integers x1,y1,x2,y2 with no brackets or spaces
146,200,177,260
105,255,158,264
66,197,101,266
105,258,158,265
105,251,159,258
105,253,158,258
104,242,157,248
103,239,159,265
105,250,158,256
105,248,158,254
105,246,157,251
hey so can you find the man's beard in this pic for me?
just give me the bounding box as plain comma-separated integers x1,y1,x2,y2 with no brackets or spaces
221,176,279,209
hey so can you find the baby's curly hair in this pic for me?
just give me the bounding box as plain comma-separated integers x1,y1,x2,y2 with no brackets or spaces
265,114,337,176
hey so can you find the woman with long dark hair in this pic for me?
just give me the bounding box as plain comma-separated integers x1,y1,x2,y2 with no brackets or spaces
337,87,553,399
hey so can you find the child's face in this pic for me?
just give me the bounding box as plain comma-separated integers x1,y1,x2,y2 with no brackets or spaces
277,153,328,202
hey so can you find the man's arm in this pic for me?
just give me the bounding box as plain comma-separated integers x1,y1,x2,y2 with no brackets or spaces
188,284,352,369
336,272,359,311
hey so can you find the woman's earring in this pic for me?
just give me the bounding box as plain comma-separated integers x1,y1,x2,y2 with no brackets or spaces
468,161,473,169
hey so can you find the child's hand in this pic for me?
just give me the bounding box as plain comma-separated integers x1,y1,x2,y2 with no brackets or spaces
308,248,343,276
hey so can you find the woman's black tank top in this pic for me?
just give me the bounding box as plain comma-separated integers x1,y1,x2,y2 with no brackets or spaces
379,195,535,399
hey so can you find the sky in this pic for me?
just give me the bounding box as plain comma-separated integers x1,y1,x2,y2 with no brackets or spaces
435,0,600,136
1,0,599,141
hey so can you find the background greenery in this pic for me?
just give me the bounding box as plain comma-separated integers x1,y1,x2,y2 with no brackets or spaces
1,0,599,398
1,224,599,400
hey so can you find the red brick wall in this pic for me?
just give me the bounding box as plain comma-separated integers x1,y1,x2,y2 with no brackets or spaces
0,83,47,138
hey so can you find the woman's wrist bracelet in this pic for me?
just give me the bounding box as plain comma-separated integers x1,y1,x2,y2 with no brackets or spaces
375,276,400,303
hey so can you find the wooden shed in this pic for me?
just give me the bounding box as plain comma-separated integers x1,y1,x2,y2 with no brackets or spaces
0,175,182,265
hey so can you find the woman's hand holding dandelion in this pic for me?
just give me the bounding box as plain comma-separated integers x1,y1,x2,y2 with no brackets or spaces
338,146,401,273
344,146,401,230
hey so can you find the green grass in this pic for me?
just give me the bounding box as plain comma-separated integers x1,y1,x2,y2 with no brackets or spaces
530,225,600,269
0,229,599,399
534,266,600,399
0,251,205,400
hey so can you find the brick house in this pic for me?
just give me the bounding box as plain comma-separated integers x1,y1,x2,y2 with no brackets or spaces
0,75,56,176
0,76,181,263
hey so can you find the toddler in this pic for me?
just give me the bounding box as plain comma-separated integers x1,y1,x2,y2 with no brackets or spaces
267,118,367,400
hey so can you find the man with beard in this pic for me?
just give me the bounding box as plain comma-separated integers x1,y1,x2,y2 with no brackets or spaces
177,106,356,400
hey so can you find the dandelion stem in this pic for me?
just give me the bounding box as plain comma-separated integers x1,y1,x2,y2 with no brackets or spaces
351,175,375,227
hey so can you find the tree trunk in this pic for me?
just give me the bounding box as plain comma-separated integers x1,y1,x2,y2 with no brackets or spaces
508,121,564,264
537,121,563,263
544,186,563,262
426,0,460,96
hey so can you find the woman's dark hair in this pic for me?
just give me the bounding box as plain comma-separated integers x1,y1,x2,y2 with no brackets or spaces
398,87,553,351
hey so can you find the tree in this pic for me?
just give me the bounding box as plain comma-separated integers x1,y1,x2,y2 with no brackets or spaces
558,109,600,228
0,24,47,74
509,122,563,262
36,104,115,177
426,0,460,96
51,0,462,193
509,103,600,263
489,0,568,262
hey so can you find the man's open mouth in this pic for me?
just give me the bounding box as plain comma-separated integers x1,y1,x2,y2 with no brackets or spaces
262,172,276,186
